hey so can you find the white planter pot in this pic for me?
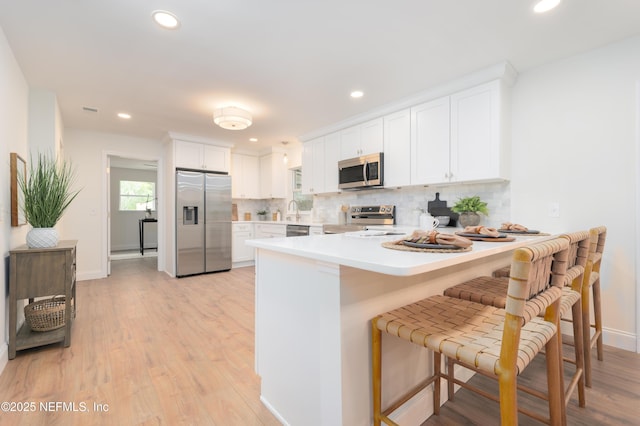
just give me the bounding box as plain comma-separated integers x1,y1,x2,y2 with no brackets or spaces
26,227,59,248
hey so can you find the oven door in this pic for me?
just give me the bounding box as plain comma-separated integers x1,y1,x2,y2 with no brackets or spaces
338,153,383,189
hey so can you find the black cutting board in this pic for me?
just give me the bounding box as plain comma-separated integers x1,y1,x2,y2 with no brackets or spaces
427,192,458,226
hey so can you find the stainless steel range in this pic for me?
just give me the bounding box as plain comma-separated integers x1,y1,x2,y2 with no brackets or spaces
322,205,395,234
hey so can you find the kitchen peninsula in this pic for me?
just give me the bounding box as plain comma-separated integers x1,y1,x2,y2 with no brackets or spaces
247,232,550,426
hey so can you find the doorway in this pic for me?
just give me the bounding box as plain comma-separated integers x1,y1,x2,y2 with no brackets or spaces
107,155,160,274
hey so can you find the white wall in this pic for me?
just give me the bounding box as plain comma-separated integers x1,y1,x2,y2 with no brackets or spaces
0,26,30,373
63,130,163,280
510,35,640,350
110,167,158,251
28,89,63,158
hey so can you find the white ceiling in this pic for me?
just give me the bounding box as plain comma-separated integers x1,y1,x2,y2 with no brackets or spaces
1,1,639,152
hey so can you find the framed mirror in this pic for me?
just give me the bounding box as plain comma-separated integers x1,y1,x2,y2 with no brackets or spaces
10,152,26,226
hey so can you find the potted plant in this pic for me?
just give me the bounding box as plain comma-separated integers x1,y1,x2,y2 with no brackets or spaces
257,209,268,221
18,152,81,248
451,196,488,227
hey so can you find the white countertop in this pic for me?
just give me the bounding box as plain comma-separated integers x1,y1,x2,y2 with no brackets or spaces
233,220,325,227
246,232,552,276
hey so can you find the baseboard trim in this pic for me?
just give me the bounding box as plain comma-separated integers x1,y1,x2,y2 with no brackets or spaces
0,343,8,377
603,327,637,352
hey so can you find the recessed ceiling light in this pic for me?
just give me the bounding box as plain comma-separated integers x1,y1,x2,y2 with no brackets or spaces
249,138,258,142
350,90,364,98
117,112,131,119
533,0,561,13
152,10,180,29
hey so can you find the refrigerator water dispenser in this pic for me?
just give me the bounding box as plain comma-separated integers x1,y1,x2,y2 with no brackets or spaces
183,206,198,225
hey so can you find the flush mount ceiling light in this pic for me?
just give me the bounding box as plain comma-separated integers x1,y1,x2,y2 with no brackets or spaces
213,106,252,130
249,138,258,142
152,10,180,29
117,112,131,119
533,0,561,13
350,90,364,98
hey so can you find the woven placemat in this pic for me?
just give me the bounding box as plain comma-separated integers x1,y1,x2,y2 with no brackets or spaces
454,233,516,242
382,240,472,253
497,231,551,236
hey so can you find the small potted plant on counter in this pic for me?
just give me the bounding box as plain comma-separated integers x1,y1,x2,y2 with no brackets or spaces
451,195,488,227
257,209,268,221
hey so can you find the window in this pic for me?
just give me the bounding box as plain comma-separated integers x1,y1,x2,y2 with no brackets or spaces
119,180,156,211
291,168,312,211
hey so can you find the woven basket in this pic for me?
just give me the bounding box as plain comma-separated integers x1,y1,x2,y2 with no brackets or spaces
24,296,66,332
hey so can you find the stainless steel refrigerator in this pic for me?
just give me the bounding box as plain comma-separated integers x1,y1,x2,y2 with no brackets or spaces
176,169,232,277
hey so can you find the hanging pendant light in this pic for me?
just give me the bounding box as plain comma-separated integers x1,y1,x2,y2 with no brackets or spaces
213,107,252,130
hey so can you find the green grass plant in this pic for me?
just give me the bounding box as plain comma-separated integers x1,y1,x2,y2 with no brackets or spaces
18,153,81,228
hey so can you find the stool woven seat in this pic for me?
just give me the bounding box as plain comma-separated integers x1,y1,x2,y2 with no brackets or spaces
443,276,562,325
375,294,558,376
371,237,570,426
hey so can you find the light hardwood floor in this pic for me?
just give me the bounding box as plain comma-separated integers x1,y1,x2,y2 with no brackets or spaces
0,258,280,426
1,258,639,425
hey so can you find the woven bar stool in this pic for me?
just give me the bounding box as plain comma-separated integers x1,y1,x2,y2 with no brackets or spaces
583,226,606,387
492,227,606,388
444,231,592,409
371,237,569,426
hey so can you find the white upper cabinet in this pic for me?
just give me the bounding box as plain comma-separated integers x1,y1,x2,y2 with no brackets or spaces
449,80,502,182
323,132,341,192
410,97,451,185
301,76,510,189
410,79,506,185
175,140,230,172
260,152,287,199
231,153,259,199
301,137,326,194
302,132,340,195
339,118,384,160
383,109,411,188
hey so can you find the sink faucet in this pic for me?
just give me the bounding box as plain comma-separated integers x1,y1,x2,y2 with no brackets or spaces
288,199,300,222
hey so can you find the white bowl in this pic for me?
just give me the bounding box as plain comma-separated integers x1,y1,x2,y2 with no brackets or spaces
436,216,450,227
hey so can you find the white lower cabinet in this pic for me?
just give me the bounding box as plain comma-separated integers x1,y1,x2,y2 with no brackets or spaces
232,223,254,263
309,226,323,236
254,223,286,239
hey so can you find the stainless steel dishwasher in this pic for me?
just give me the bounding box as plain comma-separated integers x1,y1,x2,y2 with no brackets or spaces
286,224,310,237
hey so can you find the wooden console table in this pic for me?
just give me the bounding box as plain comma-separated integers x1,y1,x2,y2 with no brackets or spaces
8,240,77,359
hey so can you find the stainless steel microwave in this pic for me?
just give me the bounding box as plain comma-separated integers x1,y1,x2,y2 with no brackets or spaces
338,152,384,189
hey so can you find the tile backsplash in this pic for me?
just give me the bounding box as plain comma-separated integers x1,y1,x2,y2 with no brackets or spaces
233,181,510,228
311,181,510,227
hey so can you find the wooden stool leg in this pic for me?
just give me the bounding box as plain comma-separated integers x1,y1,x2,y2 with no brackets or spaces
433,352,441,415
592,279,604,361
545,331,566,426
581,283,593,388
372,319,382,426
571,302,586,407
447,357,455,402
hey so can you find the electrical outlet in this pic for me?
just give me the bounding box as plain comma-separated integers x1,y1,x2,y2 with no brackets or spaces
549,202,560,218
